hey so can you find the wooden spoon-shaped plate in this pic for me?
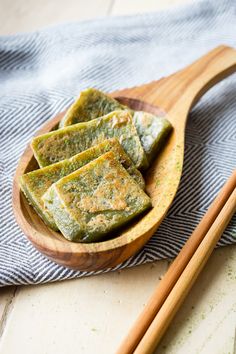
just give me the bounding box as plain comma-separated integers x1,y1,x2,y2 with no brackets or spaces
13,46,236,271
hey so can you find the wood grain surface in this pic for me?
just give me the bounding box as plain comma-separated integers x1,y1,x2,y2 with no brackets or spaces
117,171,236,354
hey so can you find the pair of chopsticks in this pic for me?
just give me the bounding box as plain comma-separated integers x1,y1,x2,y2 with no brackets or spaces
117,170,236,354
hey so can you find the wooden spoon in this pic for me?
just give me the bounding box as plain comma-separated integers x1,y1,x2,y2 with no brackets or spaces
12,45,236,271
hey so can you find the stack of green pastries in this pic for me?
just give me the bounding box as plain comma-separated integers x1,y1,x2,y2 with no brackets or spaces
20,88,172,243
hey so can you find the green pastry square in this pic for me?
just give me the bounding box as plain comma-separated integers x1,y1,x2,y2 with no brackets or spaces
133,111,172,163
20,138,145,230
31,110,148,170
58,89,172,164
43,151,151,243
60,88,129,128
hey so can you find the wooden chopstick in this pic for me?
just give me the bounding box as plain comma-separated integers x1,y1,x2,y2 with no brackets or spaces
134,186,236,354
116,171,236,354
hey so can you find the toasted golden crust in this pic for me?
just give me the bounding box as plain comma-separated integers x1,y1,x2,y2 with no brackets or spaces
43,152,151,242
60,88,129,127
31,110,148,170
20,139,145,229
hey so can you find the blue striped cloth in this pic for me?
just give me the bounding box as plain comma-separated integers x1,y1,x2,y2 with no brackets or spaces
0,0,235,286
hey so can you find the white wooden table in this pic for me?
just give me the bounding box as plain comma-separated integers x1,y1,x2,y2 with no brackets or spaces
0,1,235,353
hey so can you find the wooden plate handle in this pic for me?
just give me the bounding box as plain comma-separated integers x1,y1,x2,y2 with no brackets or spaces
146,45,236,115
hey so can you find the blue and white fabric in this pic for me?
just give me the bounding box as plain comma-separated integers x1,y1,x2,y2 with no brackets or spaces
0,0,235,286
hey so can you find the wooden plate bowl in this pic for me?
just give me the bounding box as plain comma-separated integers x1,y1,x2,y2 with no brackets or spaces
12,46,236,271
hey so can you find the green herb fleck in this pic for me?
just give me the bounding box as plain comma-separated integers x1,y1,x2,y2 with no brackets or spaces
156,179,160,186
